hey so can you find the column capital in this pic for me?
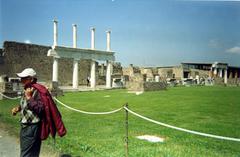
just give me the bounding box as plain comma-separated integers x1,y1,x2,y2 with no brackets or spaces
73,24,77,48
53,19,58,23
73,58,79,61
91,27,95,50
106,60,113,63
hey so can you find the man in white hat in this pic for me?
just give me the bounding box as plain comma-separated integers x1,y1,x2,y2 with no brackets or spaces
11,68,44,157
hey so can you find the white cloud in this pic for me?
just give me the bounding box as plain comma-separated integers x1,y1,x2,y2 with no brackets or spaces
24,40,31,44
226,46,240,54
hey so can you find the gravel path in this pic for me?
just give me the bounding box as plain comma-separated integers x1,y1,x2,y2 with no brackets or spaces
0,127,20,157
0,123,60,157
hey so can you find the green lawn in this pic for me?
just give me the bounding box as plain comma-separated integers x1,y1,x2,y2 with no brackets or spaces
0,86,240,157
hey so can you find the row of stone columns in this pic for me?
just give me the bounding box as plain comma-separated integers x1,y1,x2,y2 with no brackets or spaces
52,20,112,89
212,67,228,84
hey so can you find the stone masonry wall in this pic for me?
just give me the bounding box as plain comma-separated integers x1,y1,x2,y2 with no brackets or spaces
1,41,92,86
140,68,154,78
158,67,174,78
2,41,52,82
189,69,209,79
143,82,167,91
172,66,183,80
0,48,4,73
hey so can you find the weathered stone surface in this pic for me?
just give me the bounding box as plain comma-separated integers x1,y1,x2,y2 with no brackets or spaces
0,82,18,100
143,82,167,91
126,73,144,91
2,41,52,83
1,41,121,86
228,78,240,86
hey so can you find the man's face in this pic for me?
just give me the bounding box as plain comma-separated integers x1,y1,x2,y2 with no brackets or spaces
20,77,32,85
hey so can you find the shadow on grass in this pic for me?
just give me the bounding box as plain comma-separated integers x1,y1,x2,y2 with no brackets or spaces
59,154,82,157
59,154,72,157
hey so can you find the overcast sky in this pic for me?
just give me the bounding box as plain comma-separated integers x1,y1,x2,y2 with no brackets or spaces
1,0,240,67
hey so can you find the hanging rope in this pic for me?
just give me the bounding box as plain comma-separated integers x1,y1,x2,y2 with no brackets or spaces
0,92,21,100
124,106,240,142
54,97,123,115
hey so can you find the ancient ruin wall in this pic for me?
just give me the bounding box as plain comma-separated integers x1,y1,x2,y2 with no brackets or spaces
172,66,183,80
158,67,174,78
189,69,209,78
2,41,52,82
1,41,92,86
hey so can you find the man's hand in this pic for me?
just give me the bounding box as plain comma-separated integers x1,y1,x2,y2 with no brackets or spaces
11,106,21,116
25,87,34,100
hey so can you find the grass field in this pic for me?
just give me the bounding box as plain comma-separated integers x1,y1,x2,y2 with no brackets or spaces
0,86,240,157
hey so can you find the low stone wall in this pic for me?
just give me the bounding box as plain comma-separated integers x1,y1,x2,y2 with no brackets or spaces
214,78,224,85
214,78,240,86
127,81,144,91
126,73,144,91
0,82,18,100
127,81,167,91
143,82,167,91
228,78,240,86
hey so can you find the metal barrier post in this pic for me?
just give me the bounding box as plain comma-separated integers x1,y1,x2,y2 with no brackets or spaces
125,103,129,157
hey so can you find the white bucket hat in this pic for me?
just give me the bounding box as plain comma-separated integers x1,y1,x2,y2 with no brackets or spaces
16,68,36,78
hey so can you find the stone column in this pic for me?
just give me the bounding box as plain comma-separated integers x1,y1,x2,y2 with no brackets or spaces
52,58,58,82
219,69,223,78
72,24,79,89
106,30,112,88
73,24,77,48
229,72,233,79
235,71,238,78
106,61,112,88
213,68,217,77
91,27,95,50
53,20,58,47
90,60,96,88
155,76,160,82
52,20,59,82
72,59,79,89
224,69,228,84
106,30,111,51
196,75,200,84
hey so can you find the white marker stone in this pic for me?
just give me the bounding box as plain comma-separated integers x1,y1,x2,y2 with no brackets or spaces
136,135,165,143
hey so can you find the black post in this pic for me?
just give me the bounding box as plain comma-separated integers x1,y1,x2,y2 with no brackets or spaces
125,103,129,157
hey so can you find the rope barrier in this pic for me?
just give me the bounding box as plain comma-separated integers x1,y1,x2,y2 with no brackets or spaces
0,92,21,100
54,97,123,115
3,91,237,142
124,106,240,142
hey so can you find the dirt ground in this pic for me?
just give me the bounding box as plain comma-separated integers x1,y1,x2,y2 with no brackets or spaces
0,122,59,157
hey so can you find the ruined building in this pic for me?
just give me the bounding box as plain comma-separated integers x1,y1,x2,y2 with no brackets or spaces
0,41,123,87
124,62,240,86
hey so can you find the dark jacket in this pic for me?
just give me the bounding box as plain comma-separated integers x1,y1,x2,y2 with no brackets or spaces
32,83,67,140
